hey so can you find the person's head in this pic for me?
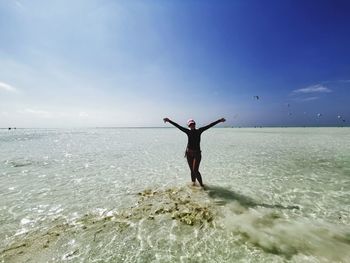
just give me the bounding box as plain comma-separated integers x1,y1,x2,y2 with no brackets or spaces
187,119,196,130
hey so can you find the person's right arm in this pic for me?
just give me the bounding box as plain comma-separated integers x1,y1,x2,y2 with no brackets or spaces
163,118,188,133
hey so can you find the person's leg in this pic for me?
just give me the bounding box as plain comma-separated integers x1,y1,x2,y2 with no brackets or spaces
186,155,196,185
193,154,203,187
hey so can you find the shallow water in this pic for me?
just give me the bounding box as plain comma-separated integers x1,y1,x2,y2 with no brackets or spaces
0,128,349,262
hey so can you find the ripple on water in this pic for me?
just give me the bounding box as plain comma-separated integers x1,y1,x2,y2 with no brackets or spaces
1,128,350,262
1,185,350,263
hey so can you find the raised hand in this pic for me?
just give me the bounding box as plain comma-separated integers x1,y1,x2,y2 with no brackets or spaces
163,117,170,123
219,118,226,122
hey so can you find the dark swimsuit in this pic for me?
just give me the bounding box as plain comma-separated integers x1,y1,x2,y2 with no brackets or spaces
168,119,221,186
168,119,221,157
184,129,203,158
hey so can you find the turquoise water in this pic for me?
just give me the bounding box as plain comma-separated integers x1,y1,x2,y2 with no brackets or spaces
0,128,349,262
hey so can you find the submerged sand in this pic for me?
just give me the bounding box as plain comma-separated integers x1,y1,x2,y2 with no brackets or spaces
1,185,350,262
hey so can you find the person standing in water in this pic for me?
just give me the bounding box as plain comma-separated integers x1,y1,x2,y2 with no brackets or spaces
163,117,226,188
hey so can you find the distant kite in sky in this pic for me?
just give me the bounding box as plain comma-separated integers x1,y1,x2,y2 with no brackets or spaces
338,115,346,122
317,113,322,118
253,96,260,100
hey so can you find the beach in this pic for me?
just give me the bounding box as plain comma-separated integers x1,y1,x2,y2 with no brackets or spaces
1,127,350,262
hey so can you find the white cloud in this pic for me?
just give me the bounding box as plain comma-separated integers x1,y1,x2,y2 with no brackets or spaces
299,96,319,101
291,96,319,102
18,108,52,118
0,82,18,92
79,111,89,117
293,84,332,94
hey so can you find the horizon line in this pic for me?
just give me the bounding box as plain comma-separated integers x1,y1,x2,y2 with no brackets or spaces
1,125,349,129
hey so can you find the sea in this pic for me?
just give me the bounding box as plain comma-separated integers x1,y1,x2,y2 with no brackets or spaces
0,127,349,262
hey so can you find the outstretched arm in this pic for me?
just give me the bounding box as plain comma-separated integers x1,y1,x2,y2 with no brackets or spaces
163,118,188,133
200,118,226,132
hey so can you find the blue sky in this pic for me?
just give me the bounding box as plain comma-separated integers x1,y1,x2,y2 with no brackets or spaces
0,0,349,127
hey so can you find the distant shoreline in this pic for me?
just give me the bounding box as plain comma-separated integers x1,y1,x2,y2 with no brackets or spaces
1,126,349,130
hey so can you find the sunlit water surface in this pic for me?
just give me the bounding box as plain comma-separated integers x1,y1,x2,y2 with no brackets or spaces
0,128,349,262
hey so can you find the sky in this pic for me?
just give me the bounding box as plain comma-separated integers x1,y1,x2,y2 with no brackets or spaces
0,0,350,128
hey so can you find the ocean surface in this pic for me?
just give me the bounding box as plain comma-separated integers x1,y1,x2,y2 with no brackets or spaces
0,127,349,262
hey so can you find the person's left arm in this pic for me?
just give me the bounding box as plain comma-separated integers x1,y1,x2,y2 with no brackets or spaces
199,118,226,132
